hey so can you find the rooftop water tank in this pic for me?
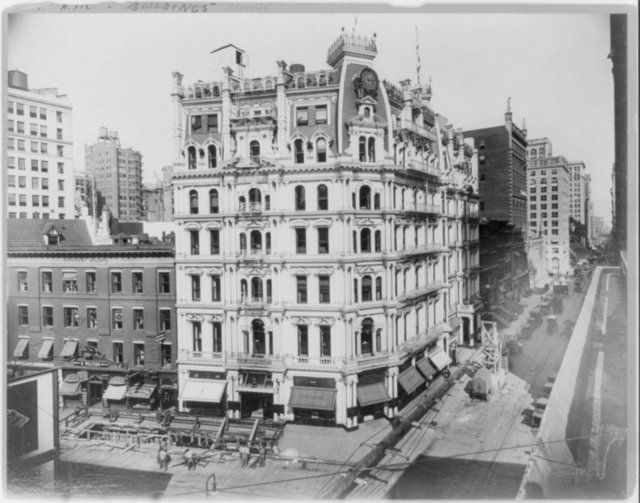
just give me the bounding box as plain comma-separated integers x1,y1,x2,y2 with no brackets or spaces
8,70,29,90
289,64,306,74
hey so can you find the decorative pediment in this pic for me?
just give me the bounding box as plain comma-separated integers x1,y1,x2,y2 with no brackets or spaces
289,219,309,228
186,313,204,322
316,267,335,276
293,268,311,276
207,314,222,323
356,95,378,107
292,317,310,325
186,268,203,276
311,218,333,227
315,317,335,326
184,222,202,230
356,265,378,275
207,268,223,275
355,218,378,228
204,222,222,230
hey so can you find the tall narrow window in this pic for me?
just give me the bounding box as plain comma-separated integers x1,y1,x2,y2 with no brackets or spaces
375,277,382,300
295,228,307,254
317,184,328,210
43,306,54,327
190,230,199,255
359,136,366,162
374,193,381,210
132,272,143,293
318,227,329,254
192,322,202,352
250,140,260,161
42,271,53,293
295,185,306,210
320,325,331,357
362,275,373,301
295,107,308,126
211,275,221,301
294,139,304,164
374,230,382,252
297,325,309,356
296,275,308,303
86,272,96,293
360,228,371,252
17,271,28,292
210,229,220,255
111,272,122,293
111,308,123,330
159,272,171,294
134,344,145,366
354,279,359,302
319,275,330,303
133,309,144,330
209,189,219,213
113,342,124,364
368,137,376,162
189,190,199,214
359,186,371,209
187,146,197,169
18,306,29,326
212,322,222,352
316,138,327,162
191,275,201,301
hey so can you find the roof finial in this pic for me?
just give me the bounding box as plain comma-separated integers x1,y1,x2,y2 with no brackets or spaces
505,96,513,122
506,96,512,114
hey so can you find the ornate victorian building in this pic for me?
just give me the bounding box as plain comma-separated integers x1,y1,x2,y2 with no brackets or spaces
171,30,480,428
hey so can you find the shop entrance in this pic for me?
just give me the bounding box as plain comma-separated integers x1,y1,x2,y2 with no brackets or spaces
87,378,103,406
240,392,273,419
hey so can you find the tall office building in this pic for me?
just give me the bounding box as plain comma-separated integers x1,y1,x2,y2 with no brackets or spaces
526,138,571,275
84,128,143,220
6,70,75,220
567,161,588,225
171,30,481,429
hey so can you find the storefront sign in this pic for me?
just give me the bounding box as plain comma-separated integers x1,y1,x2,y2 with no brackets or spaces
72,360,109,368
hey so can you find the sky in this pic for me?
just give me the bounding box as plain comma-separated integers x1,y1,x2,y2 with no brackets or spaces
6,8,615,219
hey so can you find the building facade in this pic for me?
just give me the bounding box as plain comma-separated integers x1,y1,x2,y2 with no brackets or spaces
85,128,143,220
463,100,528,230
526,143,571,276
7,219,178,410
567,161,588,226
74,171,96,217
6,70,75,220
171,30,481,429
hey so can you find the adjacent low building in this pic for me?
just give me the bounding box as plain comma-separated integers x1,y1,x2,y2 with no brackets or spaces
6,217,178,410
171,29,481,429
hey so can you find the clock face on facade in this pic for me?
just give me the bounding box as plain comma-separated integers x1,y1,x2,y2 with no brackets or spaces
360,68,378,92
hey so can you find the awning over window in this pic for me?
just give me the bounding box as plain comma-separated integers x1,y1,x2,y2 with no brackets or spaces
13,338,29,358
398,366,425,395
357,382,391,407
429,347,452,371
62,271,78,280
180,380,227,403
103,384,127,402
38,339,54,359
59,379,81,397
126,384,158,400
416,357,438,380
288,386,337,411
59,340,78,358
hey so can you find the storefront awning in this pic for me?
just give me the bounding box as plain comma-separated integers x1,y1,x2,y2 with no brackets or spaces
59,380,81,396
357,382,391,407
103,384,127,402
13,338,29,358
62,271,78,280
416,357,438,380
126,384,158,400
289,386,337,411
180,380,227,403
38,339,54,359
429,348,452,371
59,340,78,358
398,366,425,395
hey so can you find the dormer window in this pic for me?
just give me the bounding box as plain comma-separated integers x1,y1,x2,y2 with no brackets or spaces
43,227,61,245
363,107,371,119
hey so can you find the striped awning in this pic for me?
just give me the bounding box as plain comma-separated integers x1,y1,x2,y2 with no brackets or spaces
288,386,336,411
62,271,78,280
103,384,127,402
180,380,227,403
13,338,29,358
38,339,54,359
416,357,438,380
59,340,78,358
357,382,391,407
59,380,81,396
398,366,425,394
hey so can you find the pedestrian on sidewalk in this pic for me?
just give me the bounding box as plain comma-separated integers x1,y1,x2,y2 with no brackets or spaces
184,448,195,470
258,442,266,467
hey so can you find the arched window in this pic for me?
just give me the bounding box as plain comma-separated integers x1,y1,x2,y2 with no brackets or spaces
296,76,305,88
374,230,382,252
359,185,371,210
251,277,263,300
362,276,373,302
264,80,274,89
187,146,197,170
359,136,366,162
239,195,246,212
295,185,305,211
189,190,199,214
239,233,247,252
250,230,262,252
367,137,375,162
209,189,219,214
374,193,381,210
249,188,261,211
318,74,327,86
207,145,217,169
361,317,374,354
250,140,260,160
530,149,537,158
316,138,327,163
317,184,328,210
360,228,371,252
212,86,220,97
375,277,382,300
294,139,304,164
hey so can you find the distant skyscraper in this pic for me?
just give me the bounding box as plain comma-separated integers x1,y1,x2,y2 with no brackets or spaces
85,128,143,220
6,70,75,220
74,171,95,217
567,161,588,226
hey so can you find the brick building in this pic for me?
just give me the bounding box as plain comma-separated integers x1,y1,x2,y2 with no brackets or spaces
6,219,177,410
